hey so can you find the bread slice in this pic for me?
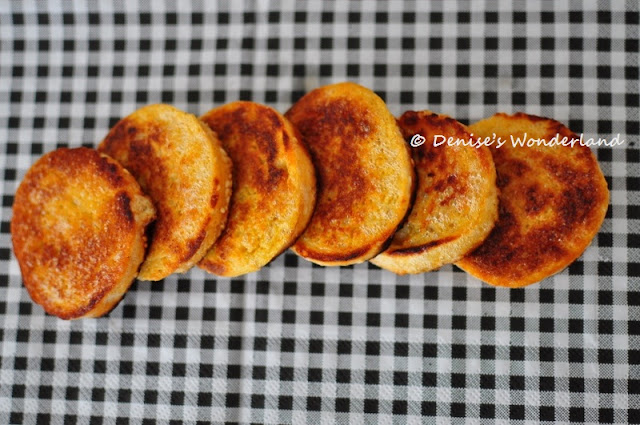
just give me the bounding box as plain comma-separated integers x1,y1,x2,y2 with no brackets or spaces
285,82,414,266
11,147,156,319
371,111,499,274
198,101,316,277
456,113,610,287
98,104,232,281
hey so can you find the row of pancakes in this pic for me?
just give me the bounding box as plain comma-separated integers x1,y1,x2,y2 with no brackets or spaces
11,82,609,319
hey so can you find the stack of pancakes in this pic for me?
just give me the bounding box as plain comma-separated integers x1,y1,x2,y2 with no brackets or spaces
11,82,609,319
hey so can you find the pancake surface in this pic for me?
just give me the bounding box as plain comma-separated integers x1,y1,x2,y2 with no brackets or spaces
11,147,156,319
199,101,316,277
285,82,414,266
456,113,609,287
371,111,498,274
99,104,232,281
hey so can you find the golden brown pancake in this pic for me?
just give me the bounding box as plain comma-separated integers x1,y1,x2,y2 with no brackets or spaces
371,111,499,274
198,101,316,277
99,104,232,281
456,113,610,287
285,82,415,266
11,147,156,319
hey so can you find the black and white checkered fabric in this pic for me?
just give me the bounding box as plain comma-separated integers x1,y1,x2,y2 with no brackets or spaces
0,1,638,423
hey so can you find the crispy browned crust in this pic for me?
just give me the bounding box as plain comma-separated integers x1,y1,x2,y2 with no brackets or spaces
371,111,499,274
285,82,414,266
198,101,316,277
98,104,232,281
456,113,610,287
11,148,156,319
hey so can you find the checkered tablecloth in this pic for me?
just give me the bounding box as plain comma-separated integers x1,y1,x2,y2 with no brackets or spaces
0,1,638,424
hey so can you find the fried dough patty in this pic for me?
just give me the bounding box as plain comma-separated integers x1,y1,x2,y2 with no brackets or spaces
199,101,316,277
371,111,499,274
99,104,232,281
285,82,415,266
11,148,156,319
456,113,609,287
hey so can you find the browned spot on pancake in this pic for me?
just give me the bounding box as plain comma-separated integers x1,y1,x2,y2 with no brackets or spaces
391,235,459,255
116,191,134,225
543,156,575,181
542,155,604,226
292,97,372,226
210,199,249,254
376,229,398,255
210,193,219,209
441,183,468,206
102,121,167,195
425,172,468,207
268,110,283,133
523,184,550,215
414,145,437,162
95,157,126,188
469,200,575,279
446,174,457,185
129,136,154,158
464,207,519,272
433,174,455,190
558,184,598,226
399,111,460,139
206,104,287,194
299,244,371,263
399,111,463,138
210,178,220,208
182,227,207,262
102,120,162,172
404,120,469,206
200,259,227,276
398,111,418,127
496,173,510,189
507,159,530,178
63,284,110,320
42,147,125,190
100,117,132,155
311,163,367,225
295,96,373,140
281,130,291,150
39,242,72,269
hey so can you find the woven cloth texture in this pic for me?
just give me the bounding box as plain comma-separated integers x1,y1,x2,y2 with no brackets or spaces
0,1,638,424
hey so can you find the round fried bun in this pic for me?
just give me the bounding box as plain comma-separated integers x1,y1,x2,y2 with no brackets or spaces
11,147,156,319
99,104,232,281
371,111,499,274
199,101,316,277
285,82,415,266
456,113,610,287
